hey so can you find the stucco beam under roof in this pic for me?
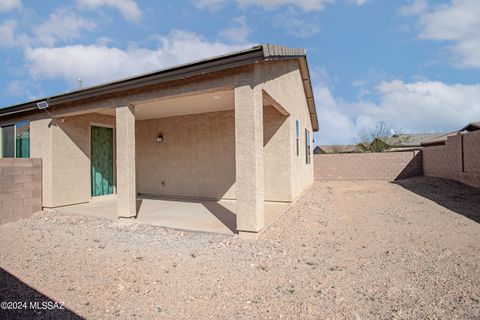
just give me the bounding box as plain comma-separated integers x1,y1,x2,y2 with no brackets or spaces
262,89,289,116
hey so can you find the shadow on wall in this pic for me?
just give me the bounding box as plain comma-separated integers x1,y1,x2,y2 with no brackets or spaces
394,151,423,181
394,177,480,224
0,268,83,320
136,199,143,216
263,105,287,147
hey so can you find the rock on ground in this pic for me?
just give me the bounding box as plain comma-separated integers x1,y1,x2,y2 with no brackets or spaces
0,177,479,319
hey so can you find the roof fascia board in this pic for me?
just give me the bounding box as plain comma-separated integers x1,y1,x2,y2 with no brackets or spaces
0,47,264,117
0,44,319,132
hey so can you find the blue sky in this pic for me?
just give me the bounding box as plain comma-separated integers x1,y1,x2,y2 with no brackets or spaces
1,0,479,145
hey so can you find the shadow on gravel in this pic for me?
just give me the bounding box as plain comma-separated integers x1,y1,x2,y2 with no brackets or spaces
395,177,480,224
0,268,83,320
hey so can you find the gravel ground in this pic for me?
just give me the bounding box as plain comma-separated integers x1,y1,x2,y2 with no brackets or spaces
1,177,479,319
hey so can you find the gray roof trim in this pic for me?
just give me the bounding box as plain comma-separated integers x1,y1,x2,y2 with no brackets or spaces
0,44,319,131
384,133,447,147
420,132,458,147
460,122,480,132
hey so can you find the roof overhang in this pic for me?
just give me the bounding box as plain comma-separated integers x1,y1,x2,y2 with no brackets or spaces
460,122,480,132
421,141,446,147
0,44,319,131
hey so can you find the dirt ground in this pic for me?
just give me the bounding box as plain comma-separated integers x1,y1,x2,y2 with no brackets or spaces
1,177,479,319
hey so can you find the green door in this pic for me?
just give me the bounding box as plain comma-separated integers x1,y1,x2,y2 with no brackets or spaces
91,126,114,197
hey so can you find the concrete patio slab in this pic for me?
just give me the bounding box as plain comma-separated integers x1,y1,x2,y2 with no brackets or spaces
55,195,290,234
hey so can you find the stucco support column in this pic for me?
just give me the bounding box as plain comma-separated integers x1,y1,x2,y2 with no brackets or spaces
234,76,265,239
116,105,136,218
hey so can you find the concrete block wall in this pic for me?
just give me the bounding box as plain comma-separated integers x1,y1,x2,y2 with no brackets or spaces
422,135,462,180
0,158,42,225
463,130,480,174
314,151,423,181
423,131,480,188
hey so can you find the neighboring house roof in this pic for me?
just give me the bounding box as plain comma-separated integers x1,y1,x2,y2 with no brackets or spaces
421,132,458,147
460,122,480,132
313,146,324,154
0,44,319,131
316,144,359,153
384,133,446,147
421,122,480,147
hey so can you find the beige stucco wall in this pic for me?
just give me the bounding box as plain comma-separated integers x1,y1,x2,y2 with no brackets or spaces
136,106,293,202
136,110,236,200
31,113,115,207
30,118,54,206
257,60,315,201
116,105,136,217
22,60,315,209
263,105,292,201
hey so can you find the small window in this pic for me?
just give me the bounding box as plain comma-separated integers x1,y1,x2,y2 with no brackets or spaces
295,120,300,156
1,125,15,157
0,122,30,158
305,129,311,164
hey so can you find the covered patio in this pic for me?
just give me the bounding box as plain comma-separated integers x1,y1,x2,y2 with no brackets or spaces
8,45,317,239
55,195,289,234
49,75,294,238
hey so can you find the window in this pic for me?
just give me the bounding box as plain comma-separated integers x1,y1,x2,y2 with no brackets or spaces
1,125,15,157
16,122,30,158
305,129,311,164
296,120,300,156
0,122,30,158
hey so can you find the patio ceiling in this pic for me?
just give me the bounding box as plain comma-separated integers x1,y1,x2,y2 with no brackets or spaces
98,89,234,120
96,88,288,121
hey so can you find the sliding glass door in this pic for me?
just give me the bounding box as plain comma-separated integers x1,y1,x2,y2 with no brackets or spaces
0,122,30,158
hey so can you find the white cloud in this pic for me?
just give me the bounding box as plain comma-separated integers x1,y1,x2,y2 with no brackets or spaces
274,8,320,38
193,0,226,11
398,0,427,16
0,19,29,47
0,8,96,48
24,30,251,86
372,80,480,130
95,36,114,46
6,80,28,96
35,9,97,46
409,0,480,68
236,0,334,11
315,83,358,144
76,0,142,23
0,20,18,47
220,16,251,43
315,80,480,144
0,0,21,12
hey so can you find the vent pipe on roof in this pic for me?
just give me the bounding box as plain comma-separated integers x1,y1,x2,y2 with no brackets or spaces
77,78,83,90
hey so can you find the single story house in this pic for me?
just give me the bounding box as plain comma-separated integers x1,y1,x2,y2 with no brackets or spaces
314,145,359,154
421,121,480,147
0,44,318,238
421,132,458,147
385,133,447,150
358,133,447,152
